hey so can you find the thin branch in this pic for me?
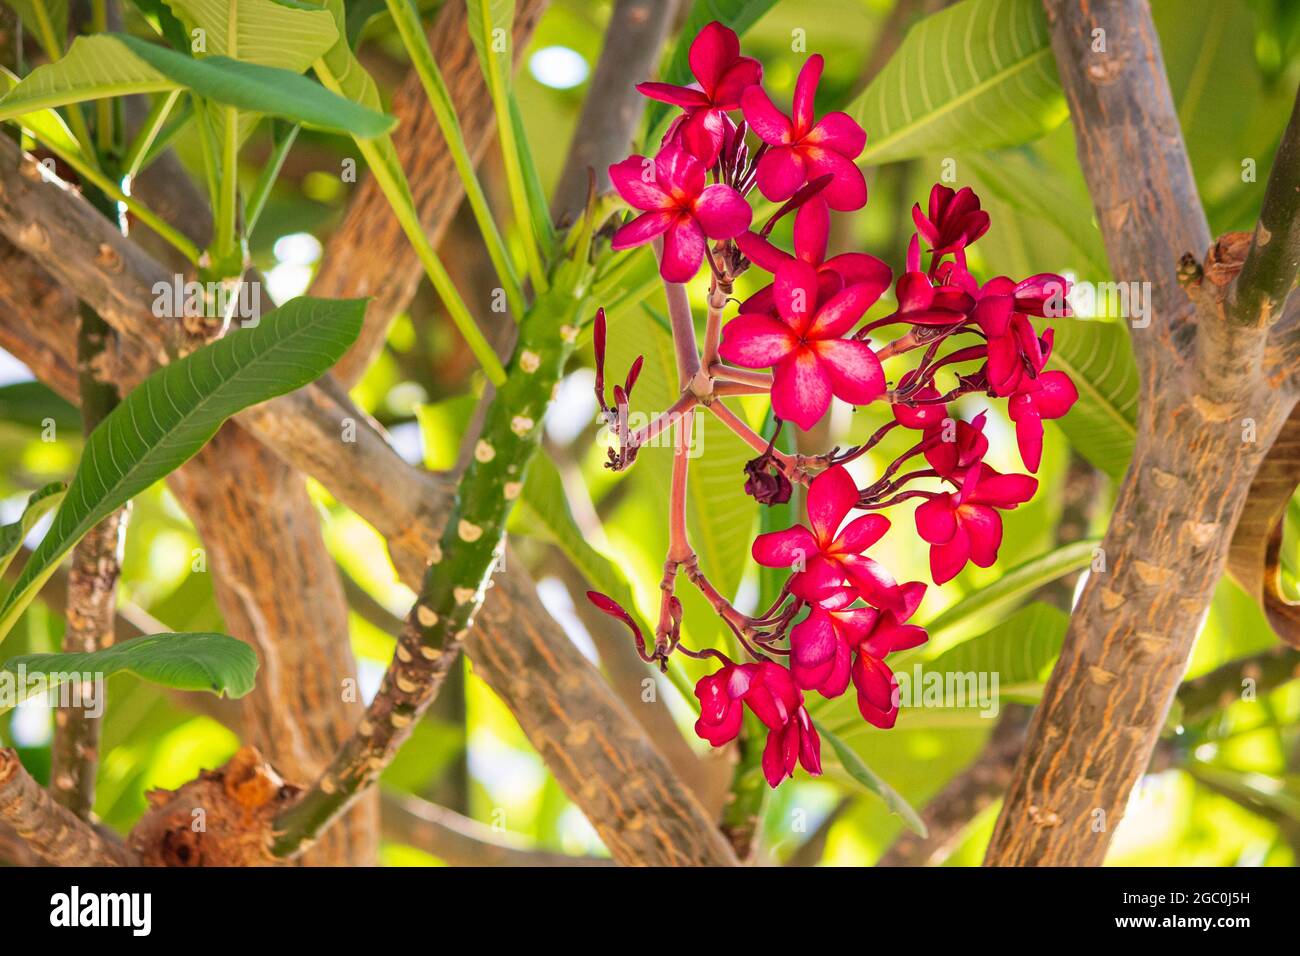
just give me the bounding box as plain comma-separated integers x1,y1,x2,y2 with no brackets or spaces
0,749,138,866
380,790,614,866
551,0,679,222
1229,87,1300,328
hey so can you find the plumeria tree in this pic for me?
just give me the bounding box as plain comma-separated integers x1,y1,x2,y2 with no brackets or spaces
0,0,1295,870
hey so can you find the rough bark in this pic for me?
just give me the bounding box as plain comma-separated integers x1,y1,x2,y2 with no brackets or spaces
309,0,547,387
0,749,138,866
984,0,1300,867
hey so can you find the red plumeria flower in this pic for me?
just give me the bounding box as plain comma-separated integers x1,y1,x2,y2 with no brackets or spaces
1008,370,1079,472
912,184,990,255
914,465,1037,584
886,237,975,326
923,411,990,482
972,274,1071,395
789,580,926,699
719,260,885,429
694,661,756,746
638,21,762,166
752,465,912,613
741,54,868,211
735,197,892,314
609,144,752,282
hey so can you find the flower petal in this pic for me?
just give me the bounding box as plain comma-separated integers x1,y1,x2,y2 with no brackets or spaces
1033,370,1078,419
806,464,859,545
841,555,905,613
676,108,729,167
805,111,866,158
755,146,806,202
797,707,822,774
834,513,890,555
772,348,832,430
929,531,970,585
689,20,740,94
807,282,880,338
793,197,830,265
790,608,838,691
812,339,886,405
802,147,866,211
915,495,957,544
735,231,793,274
823,252,892,297
660,217,706,282
852,654,899,729
751,524,819,568
775,259,820,327
741,85,794,144
693,183,752,239
608,154,669,210
712,57,763,108
791,54,823,134
635,81,710,109
718,312,799,368
610,210,674,250
958,504,1002,567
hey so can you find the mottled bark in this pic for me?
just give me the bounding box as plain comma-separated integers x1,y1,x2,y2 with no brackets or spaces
985,0,1300,867
0,749,138,866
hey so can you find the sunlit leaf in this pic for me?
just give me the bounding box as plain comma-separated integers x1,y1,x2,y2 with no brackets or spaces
818,719,928,836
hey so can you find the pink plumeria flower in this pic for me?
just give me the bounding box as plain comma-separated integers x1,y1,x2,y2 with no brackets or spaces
719,259,885,429
914,465,1037,584
891,385,950,430
972,273,1070,395
849,588,928,729
1008,370,1079,472
912,184,990,255
637,21,761,166
693,662,756,746
735,197,892,314
923,411,991,483
752,465,911,613
741,54,868,211
608,144,752,282
762,699,821,788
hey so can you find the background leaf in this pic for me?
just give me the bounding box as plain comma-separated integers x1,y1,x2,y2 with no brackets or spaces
818,719,928,835
923,601,1068,701
849,0,1067,164
2,632,258,703
0,482,66,581
161,0,339,71
0,33,395,137
0,296,365,641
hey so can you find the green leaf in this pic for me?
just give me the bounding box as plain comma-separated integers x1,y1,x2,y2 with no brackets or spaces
0,482,66,582
465,0,516,80
0,33,395,137
850,0,1067,165
817,720,928,836
925,601,1068,700
0,296,366,642
644,0,777,136
161,0,339,71
924,538,1098,640
1,632,258,705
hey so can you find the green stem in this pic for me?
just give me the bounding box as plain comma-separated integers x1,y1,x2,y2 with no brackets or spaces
243,121,299,237
271,282,585,856
121,89,180,183
384,0,525,320
214,105,239,264
721,715,769,861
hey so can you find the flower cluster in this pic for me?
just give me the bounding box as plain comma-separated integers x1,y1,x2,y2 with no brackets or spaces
590,22,1078,788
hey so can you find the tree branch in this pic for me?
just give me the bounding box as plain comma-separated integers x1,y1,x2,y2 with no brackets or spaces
1229,86,1300,328
550,0,678,222
380,790,614,866
985,0,1299,867
0,749,138,866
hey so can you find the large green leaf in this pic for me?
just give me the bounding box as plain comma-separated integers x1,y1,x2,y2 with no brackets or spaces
0,33,394,137
0,296,366,641
924,601,1068,701
0,483,66,582
1,632,258,705
644,0,778,136
817,720,927,836
162,0,339,71
850,0,1067,164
